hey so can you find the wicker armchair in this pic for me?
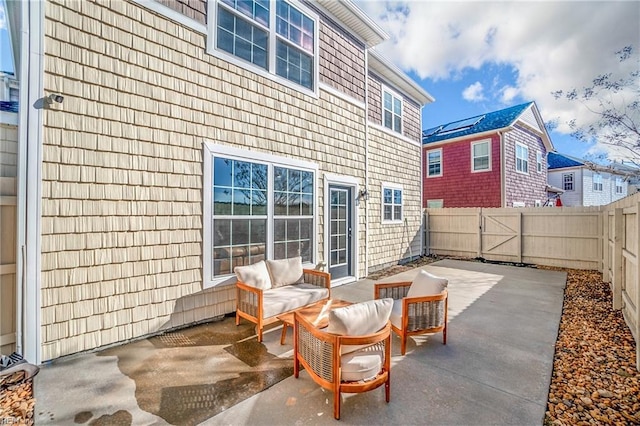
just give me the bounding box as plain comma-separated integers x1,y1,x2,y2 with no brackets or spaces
293,310,391,420
375,281,448,355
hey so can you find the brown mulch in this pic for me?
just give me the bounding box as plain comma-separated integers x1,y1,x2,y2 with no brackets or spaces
1,257,638,425
0,370,36,425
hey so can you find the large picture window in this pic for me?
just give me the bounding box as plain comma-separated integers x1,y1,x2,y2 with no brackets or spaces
212,0,317,91
204,144,317,286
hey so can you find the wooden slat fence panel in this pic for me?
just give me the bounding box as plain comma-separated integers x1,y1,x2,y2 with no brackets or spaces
0,177,17,355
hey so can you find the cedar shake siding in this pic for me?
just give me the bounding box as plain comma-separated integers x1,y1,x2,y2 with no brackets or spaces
34,0,431,360
423,136,502,207
503,126,548,206
152,0,207,24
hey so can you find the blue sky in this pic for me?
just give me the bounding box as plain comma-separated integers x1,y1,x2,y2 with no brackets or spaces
1,1,638,163
357,1,640,164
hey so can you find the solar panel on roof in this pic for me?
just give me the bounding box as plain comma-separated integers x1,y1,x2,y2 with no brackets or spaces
437,115,485,135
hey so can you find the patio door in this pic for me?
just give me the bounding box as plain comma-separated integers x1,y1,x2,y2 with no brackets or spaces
328,185,353,280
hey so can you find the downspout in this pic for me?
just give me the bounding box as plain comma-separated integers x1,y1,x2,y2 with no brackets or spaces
363,50,370,278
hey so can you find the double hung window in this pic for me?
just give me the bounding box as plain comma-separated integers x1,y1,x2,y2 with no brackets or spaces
563,173,574,191
213,0,317,91
383,88,402,133
427,149,442,177
536,151,543,173
204,144,316,286
616,177,623,194
382,185,402,222
471,141,490,172
593,173,603,191
516,143,529,173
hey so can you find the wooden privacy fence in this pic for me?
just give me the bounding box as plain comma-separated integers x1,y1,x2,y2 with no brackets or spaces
425,201,639,370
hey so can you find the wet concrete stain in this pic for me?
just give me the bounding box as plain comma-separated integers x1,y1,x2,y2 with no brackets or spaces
97,316,295,425
74,411,93,423
88,410,132,425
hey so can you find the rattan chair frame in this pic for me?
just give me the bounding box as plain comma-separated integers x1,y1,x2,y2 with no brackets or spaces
235,269,330,342
375,281,448,355
293,312,391,420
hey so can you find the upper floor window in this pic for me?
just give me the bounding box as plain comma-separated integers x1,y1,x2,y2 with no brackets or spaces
471,140,490,172
536,151,543,173
212,0,317,91
616,177,624,194
383,88,402,133
515,143,528,174
382,184,402,222
593,173,603,191
563,173,574,191
427,149,442,177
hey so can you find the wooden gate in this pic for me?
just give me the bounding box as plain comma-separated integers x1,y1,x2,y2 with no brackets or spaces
0,176,17,355
480,211,522,263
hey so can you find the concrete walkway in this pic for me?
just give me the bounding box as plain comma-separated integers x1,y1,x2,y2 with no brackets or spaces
34,259,566,425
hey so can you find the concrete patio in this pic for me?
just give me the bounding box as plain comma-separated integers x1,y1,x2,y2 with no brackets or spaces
34,259,567,425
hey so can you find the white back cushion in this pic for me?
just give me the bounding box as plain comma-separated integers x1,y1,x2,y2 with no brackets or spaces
326,298,393,336
407,270,448,297
266,257,304,288
234,261,272,290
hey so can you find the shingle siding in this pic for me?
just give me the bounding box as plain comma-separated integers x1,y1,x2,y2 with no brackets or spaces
503,126,548,207
152,0,207,25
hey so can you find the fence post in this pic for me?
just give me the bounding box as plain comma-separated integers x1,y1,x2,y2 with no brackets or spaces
602,210,610,282
424,211,430,256
477,208,482,258
517,211,522,263
636,203,640,370
612,208,623,310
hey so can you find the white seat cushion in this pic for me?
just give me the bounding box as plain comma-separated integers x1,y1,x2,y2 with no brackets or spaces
262,283,329,319
266,257,304,288
390,299,403,330
341,346,383,382
407,270,448,298
234,261,272,290
326,298,393,354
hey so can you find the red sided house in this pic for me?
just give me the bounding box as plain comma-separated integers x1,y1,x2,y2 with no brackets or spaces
422,102,554,208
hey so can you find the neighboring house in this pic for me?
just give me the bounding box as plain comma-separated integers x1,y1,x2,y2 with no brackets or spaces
422,102,554,208
548,152,635,206
0,72,19,102
5,0,433,362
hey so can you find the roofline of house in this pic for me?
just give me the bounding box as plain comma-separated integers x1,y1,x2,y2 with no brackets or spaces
422,128,508,147
368,50,434,106
315,0,388,48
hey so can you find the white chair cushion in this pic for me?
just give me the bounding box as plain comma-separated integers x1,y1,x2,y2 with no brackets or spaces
341,346,383,382
390,299,403,330
234,261,272,290
326,298,393,336
262,283,329,319
407,270,448,298
266,257,304,288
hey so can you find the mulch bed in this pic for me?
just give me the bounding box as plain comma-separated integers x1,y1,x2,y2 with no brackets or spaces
2,257,638,425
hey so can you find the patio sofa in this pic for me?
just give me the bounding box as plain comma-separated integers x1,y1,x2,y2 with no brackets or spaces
234,257,331,342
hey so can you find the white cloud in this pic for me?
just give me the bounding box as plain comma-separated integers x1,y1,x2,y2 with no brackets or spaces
356,1,639,157
0,3,6,31
462,81,484,102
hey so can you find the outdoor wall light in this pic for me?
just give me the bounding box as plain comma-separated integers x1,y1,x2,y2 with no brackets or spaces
47,93,64,104
358,189,369,201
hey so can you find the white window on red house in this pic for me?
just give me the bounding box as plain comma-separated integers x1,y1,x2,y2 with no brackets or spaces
427,149,442,177
472,140,490,172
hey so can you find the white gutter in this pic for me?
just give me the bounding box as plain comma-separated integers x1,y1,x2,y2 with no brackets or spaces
499,130,506,207
363,50,370,278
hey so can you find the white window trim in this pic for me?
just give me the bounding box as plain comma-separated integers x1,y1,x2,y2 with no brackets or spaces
536,151,543,173
515,142,529,175
593,173,603,192
381,182,403,224
615,177,624,194
206,0,320,98
381,85,403,135
471,139,491,173
426,148,443,178
563,172,575,191
203,141,318,288
369,122,421,147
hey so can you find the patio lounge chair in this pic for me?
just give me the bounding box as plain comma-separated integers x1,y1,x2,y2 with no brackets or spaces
294,298,393,420
374,270,448,355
